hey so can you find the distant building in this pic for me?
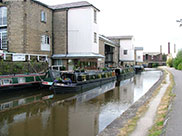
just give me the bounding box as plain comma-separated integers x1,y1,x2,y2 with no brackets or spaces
108,36,135,66
135,47,143,65
143,52,166,67
99,35,119,68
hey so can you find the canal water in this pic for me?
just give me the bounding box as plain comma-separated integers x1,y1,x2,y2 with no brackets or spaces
0,70,162,136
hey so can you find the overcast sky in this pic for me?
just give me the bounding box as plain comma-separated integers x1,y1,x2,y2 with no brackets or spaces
40,0,182,54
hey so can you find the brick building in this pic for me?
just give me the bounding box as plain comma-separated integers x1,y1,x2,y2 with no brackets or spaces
0,0,104,69
0,0,53,63
99,35,119,68
143,52,166,67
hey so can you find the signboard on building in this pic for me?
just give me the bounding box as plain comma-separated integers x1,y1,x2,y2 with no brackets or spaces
12,54,26,61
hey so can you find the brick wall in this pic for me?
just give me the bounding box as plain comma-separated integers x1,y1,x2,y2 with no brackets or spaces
5,0,52,56
53,10,67,55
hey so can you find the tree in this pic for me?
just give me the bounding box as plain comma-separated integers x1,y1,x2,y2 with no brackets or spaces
173,49,182,70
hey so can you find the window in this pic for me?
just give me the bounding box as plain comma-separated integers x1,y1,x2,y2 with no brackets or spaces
0,31,7,50
124,50,127,55
94,32,97,43
0,7,7,26
94,10,97,23
41,35,50,51
41,35,50,45
41,11,46,22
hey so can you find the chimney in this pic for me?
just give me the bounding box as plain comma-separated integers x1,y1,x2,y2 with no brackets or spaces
174,44,176,53
168,42,170,54
160,45,162,54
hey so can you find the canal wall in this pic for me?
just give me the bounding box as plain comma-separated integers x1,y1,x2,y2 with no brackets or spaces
99,69,164,136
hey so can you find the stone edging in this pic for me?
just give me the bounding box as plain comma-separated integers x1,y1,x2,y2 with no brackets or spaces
99,70,165,136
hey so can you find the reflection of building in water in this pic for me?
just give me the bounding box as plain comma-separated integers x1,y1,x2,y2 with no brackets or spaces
0,82,115,136
134,73,143,88
118,79,134,104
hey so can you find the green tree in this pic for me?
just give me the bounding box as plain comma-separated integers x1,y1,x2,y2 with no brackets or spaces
173,49,182,70
166,58,173,67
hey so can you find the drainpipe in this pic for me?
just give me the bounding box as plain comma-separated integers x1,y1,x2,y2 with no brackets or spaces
51,10,54,66
66,9,68,70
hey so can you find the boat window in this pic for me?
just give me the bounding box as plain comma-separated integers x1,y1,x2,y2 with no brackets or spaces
62,73,76,82
2,79,12,85
51,71,61,79
18,77,25,83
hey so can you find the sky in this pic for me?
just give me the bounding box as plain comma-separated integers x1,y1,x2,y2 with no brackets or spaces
40,0,182,54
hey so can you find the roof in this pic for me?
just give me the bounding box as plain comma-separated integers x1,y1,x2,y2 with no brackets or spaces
143,52,161,56
135,47,144,50
108,35,133,40
99,35,119,47
32,0,51,9
49,1,100,11
52,53,104,59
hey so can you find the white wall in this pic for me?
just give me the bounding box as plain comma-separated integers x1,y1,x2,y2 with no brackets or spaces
68,7,99,54
120,39,134,61
136,50,143,62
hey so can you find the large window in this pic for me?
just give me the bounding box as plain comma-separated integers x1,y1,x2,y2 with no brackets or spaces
0,31,7,50
41,11,46,23
94,10,97,23
41,35,50,51
41,35,49,45
0,7,7,26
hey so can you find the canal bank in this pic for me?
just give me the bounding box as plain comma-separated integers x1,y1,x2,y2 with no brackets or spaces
0,70,161,136
99,69,165,136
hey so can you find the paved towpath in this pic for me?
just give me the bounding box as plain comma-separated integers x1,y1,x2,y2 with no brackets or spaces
164,68,182,136
130,70,169,136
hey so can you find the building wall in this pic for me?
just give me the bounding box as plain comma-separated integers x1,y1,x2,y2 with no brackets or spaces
120,39,134,62
68,7,99,54
5,0,52,56
6,1,24,53
98,39,105,68
135,50,143,63
53,10,67,55
113,45,119,66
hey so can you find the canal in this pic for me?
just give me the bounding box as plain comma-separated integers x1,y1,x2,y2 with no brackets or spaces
0,70,162,136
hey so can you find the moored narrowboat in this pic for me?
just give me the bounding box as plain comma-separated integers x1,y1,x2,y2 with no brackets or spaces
0,73,45,91
50,70,116,93
115,67,135,81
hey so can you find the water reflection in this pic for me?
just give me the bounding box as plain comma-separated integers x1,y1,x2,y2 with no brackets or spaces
0,70,161,136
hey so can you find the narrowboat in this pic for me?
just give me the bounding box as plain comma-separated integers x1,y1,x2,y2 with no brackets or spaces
115,67,135,81
50,70,116,93
41,70,62,87
134,65,144,73
0,73,45,91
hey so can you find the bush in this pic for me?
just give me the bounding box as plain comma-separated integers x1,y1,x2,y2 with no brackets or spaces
166,58,173,67
173,58,182,69
152,63,159,68
0,61,48,75
177,63,182,70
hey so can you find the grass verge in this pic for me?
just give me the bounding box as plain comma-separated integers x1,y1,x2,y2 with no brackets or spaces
148,70,175,136
118,71,167,136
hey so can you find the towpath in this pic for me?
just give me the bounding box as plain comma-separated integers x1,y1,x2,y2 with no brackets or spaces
164,68,182,136
130,69,170,136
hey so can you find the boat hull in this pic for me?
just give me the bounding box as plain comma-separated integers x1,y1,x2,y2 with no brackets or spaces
116,72,135,81
51,76,116,94
0,73,45,91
